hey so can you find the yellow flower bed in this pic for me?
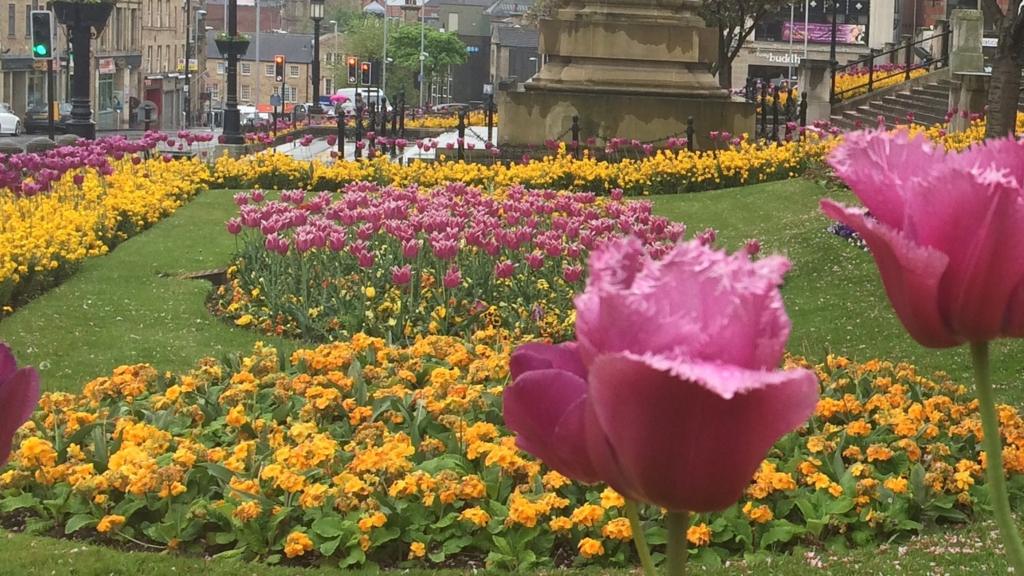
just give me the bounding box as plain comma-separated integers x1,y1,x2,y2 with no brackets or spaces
2,336,1020,568
405,110,493,129
0,157,211,310
212,135,837,196
832,67,929,101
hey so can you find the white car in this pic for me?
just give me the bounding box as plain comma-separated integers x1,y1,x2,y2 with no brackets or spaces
0,103,23,135
332,88,392,115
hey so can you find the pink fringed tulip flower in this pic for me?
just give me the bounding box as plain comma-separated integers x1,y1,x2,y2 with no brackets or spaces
0,344,40,465
821,131,1024,347
504,237,819,513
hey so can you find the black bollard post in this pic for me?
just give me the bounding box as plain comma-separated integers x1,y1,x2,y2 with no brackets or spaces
399,92,406,137
355,101,363,160
369,102,377,136
338,114,346,158
771,86,780,143
390,111,398,157
571,115,580,160
486,93,495,143
686,116,695,152
457,110,466,161
759,82,768,140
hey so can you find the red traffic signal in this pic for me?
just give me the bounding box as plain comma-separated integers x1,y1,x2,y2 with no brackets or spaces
347,56,358,84
360,61,371,85
274,54,286,82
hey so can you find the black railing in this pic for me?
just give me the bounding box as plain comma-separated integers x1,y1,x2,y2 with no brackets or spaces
830,29,951,103
754,85,808,142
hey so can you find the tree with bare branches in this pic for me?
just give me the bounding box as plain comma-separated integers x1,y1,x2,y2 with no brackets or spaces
981,0,1024,137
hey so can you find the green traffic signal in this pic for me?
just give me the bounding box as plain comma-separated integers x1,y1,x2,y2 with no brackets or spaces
30,10,53,60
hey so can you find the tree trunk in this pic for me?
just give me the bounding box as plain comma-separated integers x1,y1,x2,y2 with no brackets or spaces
985,34,1022,138
718,44,734,89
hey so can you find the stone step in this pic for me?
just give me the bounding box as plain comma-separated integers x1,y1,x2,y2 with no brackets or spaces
888,95,948,116
903,90,949,108
871,101,944,124
881,95,948,118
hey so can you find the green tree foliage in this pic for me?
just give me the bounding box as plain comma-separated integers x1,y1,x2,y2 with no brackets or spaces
389,24,468,78
700,0,789,89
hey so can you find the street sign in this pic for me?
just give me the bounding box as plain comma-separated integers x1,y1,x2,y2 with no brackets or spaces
270,94,282,107
482,83,493,95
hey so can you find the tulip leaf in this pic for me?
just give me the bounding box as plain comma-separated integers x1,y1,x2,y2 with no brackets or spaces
0,493,37,513
759,520,805,548
63,514,95,535
312,516,347,538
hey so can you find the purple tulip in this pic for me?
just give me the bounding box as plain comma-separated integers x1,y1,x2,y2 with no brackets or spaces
391,265,413,286
0,344,39,466
503,238,818,512
442,265,462,289
226,218,243,235
494,260,515,279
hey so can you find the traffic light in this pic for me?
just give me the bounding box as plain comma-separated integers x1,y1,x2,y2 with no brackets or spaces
347,57,358,84
30,10,54,60
360,61,371,85
274,55,285,82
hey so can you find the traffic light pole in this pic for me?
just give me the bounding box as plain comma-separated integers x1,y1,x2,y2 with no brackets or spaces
47,57,54,141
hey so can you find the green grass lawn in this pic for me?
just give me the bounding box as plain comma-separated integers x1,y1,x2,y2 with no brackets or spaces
0,190,295,393
1,179,1022,574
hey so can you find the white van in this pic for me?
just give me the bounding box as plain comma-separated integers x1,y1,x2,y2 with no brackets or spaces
332,88,392,115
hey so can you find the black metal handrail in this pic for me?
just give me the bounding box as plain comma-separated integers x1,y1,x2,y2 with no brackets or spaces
830,29,951,103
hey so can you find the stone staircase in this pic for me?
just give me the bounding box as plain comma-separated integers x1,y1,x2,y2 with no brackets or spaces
830,78,956,130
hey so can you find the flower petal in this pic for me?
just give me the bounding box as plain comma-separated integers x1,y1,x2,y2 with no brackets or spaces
509,342,587,381
0,366,40,465
502,368,601,483
0,345,15,382
576,239,792,371
828,130,941,228
587,353,819,512
902,161,1024,341
821,199,958,348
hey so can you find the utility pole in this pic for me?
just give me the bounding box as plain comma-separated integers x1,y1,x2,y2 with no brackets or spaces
185,0,191,128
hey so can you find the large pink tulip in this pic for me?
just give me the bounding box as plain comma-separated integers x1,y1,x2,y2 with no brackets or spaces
822,131,1024,347
0,344,40,465
503,238,819,513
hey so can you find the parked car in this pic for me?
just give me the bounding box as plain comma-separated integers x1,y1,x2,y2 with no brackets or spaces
430,102,469,113
0,103,24,136
331,88,392,115
25,102,71,134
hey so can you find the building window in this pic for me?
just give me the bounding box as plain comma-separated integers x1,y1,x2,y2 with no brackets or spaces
284,84,297,103
447,12,459,33
240,84,251,102
217,62,225,75
147,46,153,71
240,62,251,75
325,78,333,94
264,63,274,76
8,4,14,38
157,45,162,72
24,4,29,38
288,64,299,78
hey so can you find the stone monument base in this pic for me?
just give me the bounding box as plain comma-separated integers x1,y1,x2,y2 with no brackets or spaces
498,89,755,149
212,143,250,159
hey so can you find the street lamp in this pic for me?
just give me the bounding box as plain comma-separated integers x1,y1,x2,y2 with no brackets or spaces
310,0,325,114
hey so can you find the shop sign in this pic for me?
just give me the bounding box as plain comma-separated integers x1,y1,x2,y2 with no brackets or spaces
98,57,115,74
782,22,866,44
754,50,802,65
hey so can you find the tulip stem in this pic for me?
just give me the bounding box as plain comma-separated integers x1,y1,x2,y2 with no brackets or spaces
624,500,656,576
665,510,689,576
971,341,1024,573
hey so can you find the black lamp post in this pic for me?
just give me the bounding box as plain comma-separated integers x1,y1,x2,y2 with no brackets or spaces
829,0,838,65
218,0,247,145
53,1,114,140
310,0,324,114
